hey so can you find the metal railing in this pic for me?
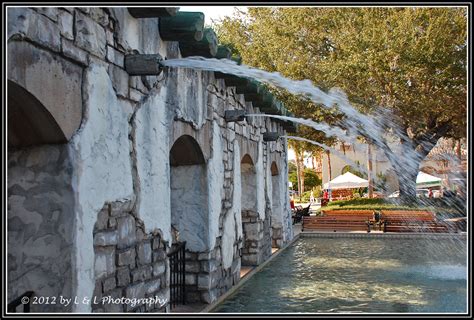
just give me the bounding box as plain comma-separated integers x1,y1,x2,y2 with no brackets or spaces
8,291,35,313
167,241,186,309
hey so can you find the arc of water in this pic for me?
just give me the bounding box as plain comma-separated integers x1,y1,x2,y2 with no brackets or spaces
247,114,359,146
161,57,425,193
162,57,392,148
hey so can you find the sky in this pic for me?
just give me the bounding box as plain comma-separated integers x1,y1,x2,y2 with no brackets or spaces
179,6,247,26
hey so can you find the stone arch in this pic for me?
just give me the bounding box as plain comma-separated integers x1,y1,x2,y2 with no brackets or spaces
240,153,259,266
169,134,209,305
270,161,283,248
271,161,279,176
8,80,67,147
241,154,257,212
170,135,205,166
7,59,76,311
8,41,83,145
241,154,254,166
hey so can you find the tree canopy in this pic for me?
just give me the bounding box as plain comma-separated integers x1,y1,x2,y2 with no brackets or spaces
216,7,467,199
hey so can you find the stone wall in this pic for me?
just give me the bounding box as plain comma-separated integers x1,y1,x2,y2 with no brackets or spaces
92,201,169,313
7,6,293,312
8,144,74,312
170,164,209,253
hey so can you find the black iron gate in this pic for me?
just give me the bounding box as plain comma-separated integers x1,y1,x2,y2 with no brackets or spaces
167,241,186,309
8,291,34,313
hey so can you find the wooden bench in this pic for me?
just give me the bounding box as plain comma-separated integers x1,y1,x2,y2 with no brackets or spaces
379,210,450,233
322,210,374,216
384,222,449,233
381,210,436,220
302,216,370,232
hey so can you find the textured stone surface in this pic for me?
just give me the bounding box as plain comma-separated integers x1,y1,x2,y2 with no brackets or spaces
153,261,166,276
8,7,293,313
95,247,115,279
117,248,136,267
116,266,131,287
108,64,129,98
8,8,61,51
106,45,124,67
8,41,83,142
117,216,136,249
58,10,74,40
61,38,89,65
137,242,151,265
103,276,116,293
94,231,118,246
75,11,106,57
131,265,152,282
7,145,74,312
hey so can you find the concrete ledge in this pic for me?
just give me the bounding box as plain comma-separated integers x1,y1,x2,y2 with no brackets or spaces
300,231,467,240
201,233,301,313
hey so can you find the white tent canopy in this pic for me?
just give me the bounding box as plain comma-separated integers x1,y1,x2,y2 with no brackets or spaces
323,172,369,190
416,171,442,188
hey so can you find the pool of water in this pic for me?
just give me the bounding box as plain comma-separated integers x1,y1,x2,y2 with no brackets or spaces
213,237,467,314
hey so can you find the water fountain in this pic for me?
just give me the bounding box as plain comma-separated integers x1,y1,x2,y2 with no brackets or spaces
159,56,465,208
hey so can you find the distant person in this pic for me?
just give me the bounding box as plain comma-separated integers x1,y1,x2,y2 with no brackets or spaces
323,190,329,200
310,191,315,204
428,188,433,198
373,210,381,223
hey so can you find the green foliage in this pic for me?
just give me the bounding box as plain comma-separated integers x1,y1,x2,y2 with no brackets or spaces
288,171,298,191
289,168,321,191
300,191,312,202
313,185,322,197
288,160,297,174
321,198,427,211
216,8,467,197
303,168,322,190
341,164,367,179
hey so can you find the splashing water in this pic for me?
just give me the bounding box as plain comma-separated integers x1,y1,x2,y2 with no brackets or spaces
162,57,465,206
247,113,359,146
162,58,417,173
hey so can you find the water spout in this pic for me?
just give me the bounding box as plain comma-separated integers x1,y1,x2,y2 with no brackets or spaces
224,110,246,122
125,54,164,75
263,132,280,142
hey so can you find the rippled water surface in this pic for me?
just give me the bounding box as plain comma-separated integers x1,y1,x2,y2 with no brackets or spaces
213,237,467,313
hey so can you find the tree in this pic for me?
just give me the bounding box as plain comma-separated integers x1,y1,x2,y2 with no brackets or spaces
341,162,367,179
303,168,322,190
289,168,321,191
326,150,332,182
216,7,467,201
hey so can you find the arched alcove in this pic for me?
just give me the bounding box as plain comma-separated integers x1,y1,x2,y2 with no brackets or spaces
169,135,209,305
240,154,259,266
8,80,67,147
270,161,283,248
7,82,74,311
